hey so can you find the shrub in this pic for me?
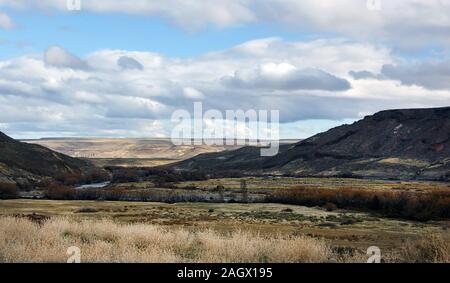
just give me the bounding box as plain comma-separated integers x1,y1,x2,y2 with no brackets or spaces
43,184,77,200
0,182,18,199
324,202,337,212
84,169,111,183
400,234,450,263
55,169,111,186
75,208,100,213
107,167,208,184
55,172,84,186
268,187,450,221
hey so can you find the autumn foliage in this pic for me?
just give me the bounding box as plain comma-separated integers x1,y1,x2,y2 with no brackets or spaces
0,182,18,199
268,187,450,221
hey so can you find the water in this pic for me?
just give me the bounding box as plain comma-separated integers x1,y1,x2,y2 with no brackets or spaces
76,181,110,189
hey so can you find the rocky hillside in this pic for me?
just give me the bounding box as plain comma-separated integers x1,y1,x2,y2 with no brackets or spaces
173,107,450,181
0,131,97,186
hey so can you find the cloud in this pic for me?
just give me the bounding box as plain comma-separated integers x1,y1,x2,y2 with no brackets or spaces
104,95,167,119
0,0,255,32
254,0,450,50
381,60,450,90
44,45,87,69
1,1,450,49
183,87,204,99
350,60,450,90
0,38,449,138
0,11,14,29
223,63,351,91
117,56,144,70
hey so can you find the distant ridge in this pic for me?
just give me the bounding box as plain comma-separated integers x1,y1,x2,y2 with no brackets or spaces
172,107,450,181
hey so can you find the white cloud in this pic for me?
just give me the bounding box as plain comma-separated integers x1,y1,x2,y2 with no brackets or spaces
0,11,14,29
0,0,255,32
183,87,204,99
1,0,450,48
0,38,449,137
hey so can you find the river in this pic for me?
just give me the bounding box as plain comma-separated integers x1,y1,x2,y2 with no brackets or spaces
76,181,111,189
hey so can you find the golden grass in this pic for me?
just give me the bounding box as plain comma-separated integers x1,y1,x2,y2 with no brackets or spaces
177,177,449,192
1,215,449,263
0,217,330,263
400,234,450,263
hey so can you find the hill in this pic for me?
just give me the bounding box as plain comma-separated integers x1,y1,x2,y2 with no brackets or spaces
23,138,240,160
172,107,450,181
0,131,98,186
23,138,297,167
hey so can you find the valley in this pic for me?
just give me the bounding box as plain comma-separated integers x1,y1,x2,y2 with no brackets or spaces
1,199,449,262
1,107,449,263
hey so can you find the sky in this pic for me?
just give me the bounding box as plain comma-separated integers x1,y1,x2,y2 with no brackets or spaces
0,0,449,139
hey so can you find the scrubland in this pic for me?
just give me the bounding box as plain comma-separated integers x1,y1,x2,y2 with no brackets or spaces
0,200,449,263
0,216,448,263
36,176,450,221
1,176,449,263
0,216,329,263
269,186,450,221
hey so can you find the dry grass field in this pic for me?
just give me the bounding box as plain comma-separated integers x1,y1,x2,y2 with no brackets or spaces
1,175,449,263
1,199,449,262
0,216,329,263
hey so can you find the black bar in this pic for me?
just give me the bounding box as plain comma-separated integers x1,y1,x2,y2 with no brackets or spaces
1,263,449,281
